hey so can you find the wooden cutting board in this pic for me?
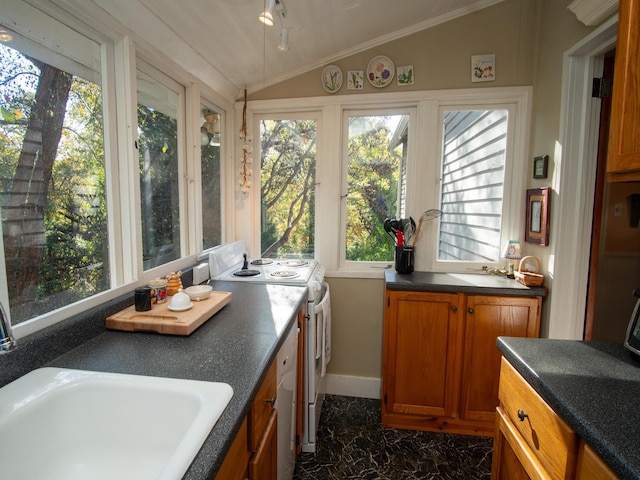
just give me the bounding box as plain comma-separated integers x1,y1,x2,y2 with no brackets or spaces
106,291,232,335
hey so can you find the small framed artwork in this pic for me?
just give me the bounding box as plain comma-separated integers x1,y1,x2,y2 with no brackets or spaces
471,54,495,82
533,155,548,179
525,187,550,246
397,65,414,86
347,70,364,90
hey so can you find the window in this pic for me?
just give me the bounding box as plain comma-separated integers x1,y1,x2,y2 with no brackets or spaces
0,3,226,336
259,117,317,258
344,112,409,262
200,105,222,251
245,89,530,276
136,68,183,270
0,28,107,324
437,109,510,263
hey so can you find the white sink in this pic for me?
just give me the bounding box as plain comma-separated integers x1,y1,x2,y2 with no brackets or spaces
0,367,233,480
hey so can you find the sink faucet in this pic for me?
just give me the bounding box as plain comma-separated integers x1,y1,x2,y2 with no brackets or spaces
0,302,16,354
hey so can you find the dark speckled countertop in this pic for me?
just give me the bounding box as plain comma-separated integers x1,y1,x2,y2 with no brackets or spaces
498,337,640,479
26,281,307,480
385,269,546,297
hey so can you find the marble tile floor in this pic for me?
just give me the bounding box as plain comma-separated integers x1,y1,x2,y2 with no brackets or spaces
293,395,493,480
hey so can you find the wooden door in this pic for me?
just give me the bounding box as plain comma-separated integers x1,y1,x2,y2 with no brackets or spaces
460,295,540,423
383,290,463,418
607,0,640,181
491,410,533,480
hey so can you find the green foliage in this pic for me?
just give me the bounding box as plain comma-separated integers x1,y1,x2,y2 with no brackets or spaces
345,115,402,261
0,43,108,317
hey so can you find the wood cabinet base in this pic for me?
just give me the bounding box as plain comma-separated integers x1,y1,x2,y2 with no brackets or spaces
382,411,494,437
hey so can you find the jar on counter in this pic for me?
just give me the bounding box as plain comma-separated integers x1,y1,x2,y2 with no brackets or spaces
149,278,168,304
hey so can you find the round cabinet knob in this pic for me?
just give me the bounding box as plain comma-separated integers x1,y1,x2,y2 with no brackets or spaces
451,306,458,313
266,396,276,407
517,409,529,422
468,307,475,314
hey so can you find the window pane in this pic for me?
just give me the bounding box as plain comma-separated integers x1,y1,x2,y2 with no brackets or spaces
438,110,508,262
200,106,222,250
259,119,316,258
137,70,181,269
346,114,407,262
0,40,108,324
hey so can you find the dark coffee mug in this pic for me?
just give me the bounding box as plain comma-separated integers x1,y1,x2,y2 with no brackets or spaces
395,246,414,274
134,287,152,311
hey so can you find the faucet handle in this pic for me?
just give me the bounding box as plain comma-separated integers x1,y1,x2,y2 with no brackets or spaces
0,302,17,354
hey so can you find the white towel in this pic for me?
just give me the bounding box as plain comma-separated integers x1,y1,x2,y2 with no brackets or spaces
316,283,331,377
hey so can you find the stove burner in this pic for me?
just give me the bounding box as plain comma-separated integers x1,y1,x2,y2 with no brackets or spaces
270,270,300,279
233,269,261,277
277,260,309,268
251,259,274,266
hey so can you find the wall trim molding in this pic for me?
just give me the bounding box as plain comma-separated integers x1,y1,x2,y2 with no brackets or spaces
568,0,618,26
324,374,381,400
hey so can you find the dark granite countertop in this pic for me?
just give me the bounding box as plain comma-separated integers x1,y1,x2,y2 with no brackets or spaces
43,281,307,479
498,337,640,479
385,269,545,297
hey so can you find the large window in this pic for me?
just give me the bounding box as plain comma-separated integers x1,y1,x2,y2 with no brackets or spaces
248,91,528,275
0,29,108,325
259,117,316,258
0,4,226,336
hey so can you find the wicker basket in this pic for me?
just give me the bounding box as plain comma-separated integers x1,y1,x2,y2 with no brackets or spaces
514,256,544,287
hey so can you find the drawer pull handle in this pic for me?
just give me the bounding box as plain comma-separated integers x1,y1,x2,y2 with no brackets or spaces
266,396,276,408
517,409,529,422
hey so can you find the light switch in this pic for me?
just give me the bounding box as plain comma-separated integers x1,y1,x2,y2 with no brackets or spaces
613,203,623,217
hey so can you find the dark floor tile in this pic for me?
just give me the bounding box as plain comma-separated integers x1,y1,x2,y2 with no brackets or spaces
294,395,493,480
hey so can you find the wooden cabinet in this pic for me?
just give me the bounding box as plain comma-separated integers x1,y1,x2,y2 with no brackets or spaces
576,442,618,480
382,289,541,437
607,0,640,182
492,358,619,480
215,360,277,480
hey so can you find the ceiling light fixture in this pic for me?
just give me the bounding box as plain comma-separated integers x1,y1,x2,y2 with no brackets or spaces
275,0,289,51
258,0,276,26
277,27,290,51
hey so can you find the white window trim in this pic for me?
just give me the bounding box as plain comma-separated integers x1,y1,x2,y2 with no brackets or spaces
244,87,532,278
2,2,231,338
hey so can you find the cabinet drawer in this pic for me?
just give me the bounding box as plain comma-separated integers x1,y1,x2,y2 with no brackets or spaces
249,360,277,451
498,358,577,480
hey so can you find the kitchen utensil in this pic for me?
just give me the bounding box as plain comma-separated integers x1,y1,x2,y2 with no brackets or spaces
411,209,442,247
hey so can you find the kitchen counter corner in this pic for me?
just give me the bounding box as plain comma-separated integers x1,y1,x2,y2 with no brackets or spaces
497,336,640,480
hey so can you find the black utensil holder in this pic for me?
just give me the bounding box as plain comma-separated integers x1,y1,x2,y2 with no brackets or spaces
395,246,414,274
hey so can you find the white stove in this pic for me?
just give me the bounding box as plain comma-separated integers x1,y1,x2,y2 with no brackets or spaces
209,240,325,301
208,240,330,455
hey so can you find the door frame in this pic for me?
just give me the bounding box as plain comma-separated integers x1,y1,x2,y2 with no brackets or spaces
547,16,617,339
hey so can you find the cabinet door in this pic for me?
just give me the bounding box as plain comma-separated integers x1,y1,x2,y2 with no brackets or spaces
249,409,277,480
461,295,540,423
607,0,640,181
383,290,463,417
576,441,619,480
492,408,535,480
295,305,306,454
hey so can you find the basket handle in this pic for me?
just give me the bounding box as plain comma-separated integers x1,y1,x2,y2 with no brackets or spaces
517,256,541,274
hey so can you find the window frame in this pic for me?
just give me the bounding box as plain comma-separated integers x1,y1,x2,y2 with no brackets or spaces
0,3,230,338
339,107,417,270
245,87,531,278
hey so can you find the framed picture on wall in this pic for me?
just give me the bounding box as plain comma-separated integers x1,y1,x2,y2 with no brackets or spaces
525,187,550,246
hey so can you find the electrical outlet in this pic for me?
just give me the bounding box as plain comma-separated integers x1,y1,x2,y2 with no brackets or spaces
614,203,623,217
192,262,209,285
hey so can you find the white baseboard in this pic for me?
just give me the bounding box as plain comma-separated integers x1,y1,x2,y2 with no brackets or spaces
322,374,381,399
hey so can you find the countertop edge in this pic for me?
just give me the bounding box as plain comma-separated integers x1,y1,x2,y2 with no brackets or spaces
497,337,639,480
